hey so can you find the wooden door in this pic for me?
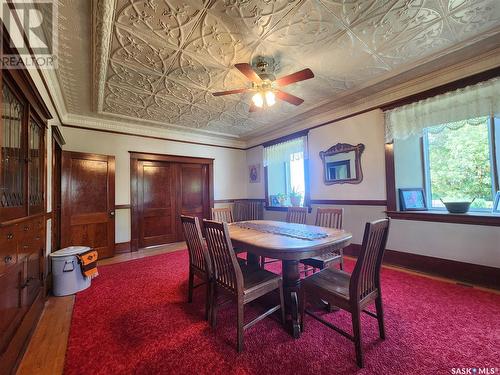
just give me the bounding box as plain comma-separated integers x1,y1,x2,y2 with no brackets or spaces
131,153,213,250
61,152,115,258
137,161,178,248
178,163,210,222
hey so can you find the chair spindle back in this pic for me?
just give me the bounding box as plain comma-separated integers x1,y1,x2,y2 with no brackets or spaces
286,206,308,224
234,200,264,221
247,200,264,220
315,208,343,229
181,215,211,274
234,201,248,222
212,207,234,223
203,219,243,294
350,219,390,301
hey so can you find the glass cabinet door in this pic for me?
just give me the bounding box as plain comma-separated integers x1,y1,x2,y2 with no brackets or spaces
28,117,44,214
1,82,26,221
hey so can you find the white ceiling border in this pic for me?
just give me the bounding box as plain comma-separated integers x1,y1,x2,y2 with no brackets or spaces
63,113,247,149
92,0,116,113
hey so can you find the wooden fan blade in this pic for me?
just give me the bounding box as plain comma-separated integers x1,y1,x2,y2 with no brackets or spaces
234,63,262,83
275,68,314,87
249,103,262,112
212,88,248,96
276,90,304,106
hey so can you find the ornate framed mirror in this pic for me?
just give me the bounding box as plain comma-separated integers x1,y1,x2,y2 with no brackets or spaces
319,143,365,185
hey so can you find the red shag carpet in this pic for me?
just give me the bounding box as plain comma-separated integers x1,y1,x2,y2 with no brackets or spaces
64,250,500,375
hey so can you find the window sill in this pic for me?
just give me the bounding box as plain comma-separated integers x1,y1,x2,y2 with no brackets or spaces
265,206,312,213
386,210,500,227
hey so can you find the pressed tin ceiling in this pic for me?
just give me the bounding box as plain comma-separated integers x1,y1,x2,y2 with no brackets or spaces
58,0,500,139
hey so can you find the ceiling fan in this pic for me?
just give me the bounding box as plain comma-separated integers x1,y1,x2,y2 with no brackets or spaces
212,57,314,112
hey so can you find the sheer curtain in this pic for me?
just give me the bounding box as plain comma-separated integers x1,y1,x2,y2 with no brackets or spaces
385,77,500,142
263,136,308,166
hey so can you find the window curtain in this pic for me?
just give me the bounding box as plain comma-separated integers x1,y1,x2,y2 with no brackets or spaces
385,77,500,142
263,136,308,166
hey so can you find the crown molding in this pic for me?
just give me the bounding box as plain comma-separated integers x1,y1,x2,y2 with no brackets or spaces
62,113,248,149
92,0,115,113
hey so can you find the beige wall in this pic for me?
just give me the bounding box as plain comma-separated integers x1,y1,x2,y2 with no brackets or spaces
394,135,425,209
308,110,387,200
246,146,265,199
247,109,500,268
61,127,248,243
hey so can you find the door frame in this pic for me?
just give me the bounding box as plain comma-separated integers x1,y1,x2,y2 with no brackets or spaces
51,125,64,253
130,152,214,251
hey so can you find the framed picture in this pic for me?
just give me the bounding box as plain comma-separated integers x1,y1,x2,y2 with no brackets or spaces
249,164,260,183
398,188,427,211
493,191,500,213
269,195,280,207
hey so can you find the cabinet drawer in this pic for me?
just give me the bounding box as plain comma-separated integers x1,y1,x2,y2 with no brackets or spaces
0,262,24,353
0,226,18,274
18,220,35,260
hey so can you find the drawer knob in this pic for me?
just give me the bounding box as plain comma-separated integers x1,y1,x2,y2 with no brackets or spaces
4,255,13,264
7,233,14,240
24,226,29,231
20,277,34,289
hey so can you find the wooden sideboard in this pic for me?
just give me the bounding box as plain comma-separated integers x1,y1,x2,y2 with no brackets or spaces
0,29,51,374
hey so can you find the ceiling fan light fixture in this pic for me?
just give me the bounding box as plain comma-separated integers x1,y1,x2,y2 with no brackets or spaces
252,92,264,108
265,91,276,106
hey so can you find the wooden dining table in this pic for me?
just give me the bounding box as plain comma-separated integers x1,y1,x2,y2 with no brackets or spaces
228,220,352,338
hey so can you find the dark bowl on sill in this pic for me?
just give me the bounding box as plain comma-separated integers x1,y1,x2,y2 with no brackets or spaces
440,199,474,214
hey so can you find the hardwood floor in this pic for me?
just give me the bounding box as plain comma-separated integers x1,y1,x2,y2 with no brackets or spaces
16,296,74,375
16,245,499,375
16,242,186,375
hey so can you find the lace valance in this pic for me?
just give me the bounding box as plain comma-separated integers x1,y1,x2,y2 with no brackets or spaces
385,77,500,142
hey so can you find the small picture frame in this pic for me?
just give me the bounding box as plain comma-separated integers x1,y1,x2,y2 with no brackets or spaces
249,164,260,183
398,188,427,211
269,195,279,207
493,191,500,213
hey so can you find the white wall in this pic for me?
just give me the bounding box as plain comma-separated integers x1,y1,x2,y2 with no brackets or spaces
246,146,265,199
308,110,387,200
62,127,248,243
246,109,500,268
394,136,424,188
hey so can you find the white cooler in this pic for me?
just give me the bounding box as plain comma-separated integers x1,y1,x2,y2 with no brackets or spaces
50,246,92,296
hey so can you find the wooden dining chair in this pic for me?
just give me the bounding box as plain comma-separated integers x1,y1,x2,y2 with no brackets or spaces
212,207,234,223
234,200,264,221
233,201,248,222
180,215,213,321
286,206,308,224
203,219,285,352
300,218,390,368
300,208,344,275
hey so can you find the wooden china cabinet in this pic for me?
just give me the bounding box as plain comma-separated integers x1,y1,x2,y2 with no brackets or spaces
0,34,51,373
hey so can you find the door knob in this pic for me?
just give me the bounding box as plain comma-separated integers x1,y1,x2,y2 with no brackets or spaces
109,211,115,218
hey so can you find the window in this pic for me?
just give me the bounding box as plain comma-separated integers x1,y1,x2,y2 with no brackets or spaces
423,116,499,210
264,136,308,208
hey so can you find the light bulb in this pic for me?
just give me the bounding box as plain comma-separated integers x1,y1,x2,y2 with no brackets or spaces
265,91,276,106
252,92,264,108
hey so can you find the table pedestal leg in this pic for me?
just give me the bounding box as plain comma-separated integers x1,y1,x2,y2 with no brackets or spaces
246,253,260,269
282,260,301,338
